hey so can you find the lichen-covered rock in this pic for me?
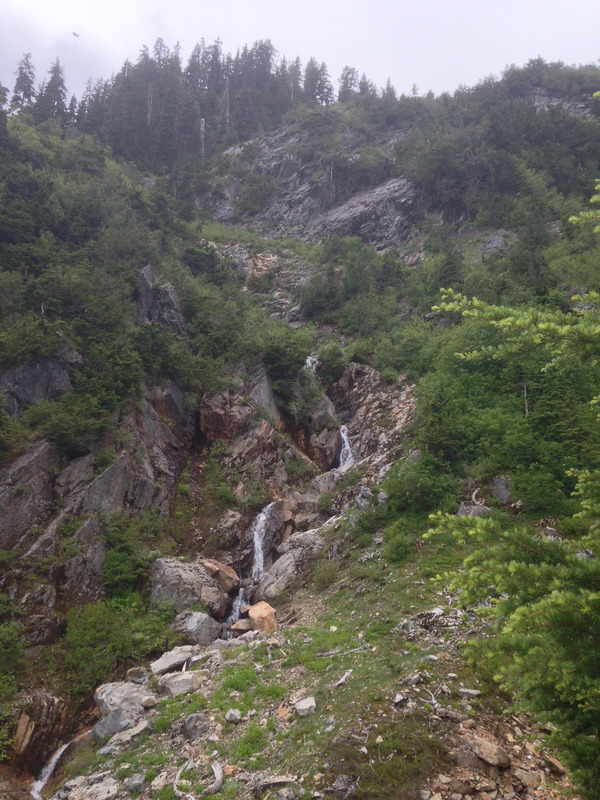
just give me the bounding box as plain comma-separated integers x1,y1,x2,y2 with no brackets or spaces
137,264,187,336
94,683,158,717
171,611,223,647
150,558,229,617
0,347,81,417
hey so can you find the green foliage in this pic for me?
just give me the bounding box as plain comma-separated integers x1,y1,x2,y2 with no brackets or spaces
261,321,313,405
102,511,162,597
236,173,278,216
230,720,267,764
424,284,600,798
384,454,459,515
61,595,173,695
428,509,600,798
152,693,207,733
317,342,348,385
316,491,333,514
312,560,338,591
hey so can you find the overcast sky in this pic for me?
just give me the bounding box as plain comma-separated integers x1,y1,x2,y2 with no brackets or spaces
2,0,599,101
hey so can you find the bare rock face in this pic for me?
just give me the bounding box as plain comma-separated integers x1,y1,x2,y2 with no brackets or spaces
12,692,68,774
306,177,420,247
290,393,340,471
0,440,60,551
253,531,325,601
0,379,194,664
329,363,415,485
150,558,229,618
137,264,187,336
210,127,423,252
199,390,256,441
0,344,82,417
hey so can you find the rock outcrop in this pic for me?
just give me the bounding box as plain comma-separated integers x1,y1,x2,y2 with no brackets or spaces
150,558,229,617
0,344,82,417
209,127,423,252
137,264,187,336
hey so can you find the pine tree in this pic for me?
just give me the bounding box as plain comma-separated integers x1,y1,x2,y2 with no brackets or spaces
11,53,36,112
428,286,600,797
34,59,68,125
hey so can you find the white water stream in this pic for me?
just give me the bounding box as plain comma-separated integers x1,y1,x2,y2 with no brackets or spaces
339,425,355,468
250,502,275,582
227,502,275,628
31,732,89,799
304,353,319,372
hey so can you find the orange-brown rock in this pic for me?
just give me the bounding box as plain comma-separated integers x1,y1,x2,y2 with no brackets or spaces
248,601,277,634
201,558,240,593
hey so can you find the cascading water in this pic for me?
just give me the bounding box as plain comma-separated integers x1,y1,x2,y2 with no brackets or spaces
304,353,319,372
250,502,274,582
226,586,250,627
339,425,355,468
227,502,275,629
31,732,89,799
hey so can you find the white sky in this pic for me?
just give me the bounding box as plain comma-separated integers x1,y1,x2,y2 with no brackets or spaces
1,0,599,101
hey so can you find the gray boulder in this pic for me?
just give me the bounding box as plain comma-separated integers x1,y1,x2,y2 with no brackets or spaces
92,708,135,745
182,712,209,741
150,645,197,675
157,670,209,697
150,558,229,617
94,682,158,717
171,611,223,647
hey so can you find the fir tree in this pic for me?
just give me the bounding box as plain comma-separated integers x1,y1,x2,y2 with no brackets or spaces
10,53,36,112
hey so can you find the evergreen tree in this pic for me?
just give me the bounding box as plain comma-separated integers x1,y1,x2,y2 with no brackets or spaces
429,287,600,797
338,66,358,102
11,53,36,112
34,59,68,125
303,58,333,106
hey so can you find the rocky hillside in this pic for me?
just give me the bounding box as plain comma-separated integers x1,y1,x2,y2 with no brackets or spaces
0,242,581,800
2,58,600,800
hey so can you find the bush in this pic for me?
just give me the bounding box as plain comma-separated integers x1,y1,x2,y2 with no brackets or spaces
313,560,338,591
236,174,278,216
62,596,173,695
385,454,459,514
384,533,413,564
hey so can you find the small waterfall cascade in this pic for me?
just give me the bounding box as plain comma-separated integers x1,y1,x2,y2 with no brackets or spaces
31,732,89,799
226,585,250,627
251,502,275,582
304,353,319,373
227,502,275,629
339,425,355,468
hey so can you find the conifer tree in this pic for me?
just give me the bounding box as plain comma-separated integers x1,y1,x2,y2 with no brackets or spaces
11,53,36,112
429,286,600,797
34,59,68,125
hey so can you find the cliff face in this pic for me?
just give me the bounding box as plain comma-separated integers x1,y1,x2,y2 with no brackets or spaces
209,127,423,252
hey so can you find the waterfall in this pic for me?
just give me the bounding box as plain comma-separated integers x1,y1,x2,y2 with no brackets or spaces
227,502,275,629
251,502,274,582
304,353,319,372
226,585,250,627
339,425,355,468
31,732,88,799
